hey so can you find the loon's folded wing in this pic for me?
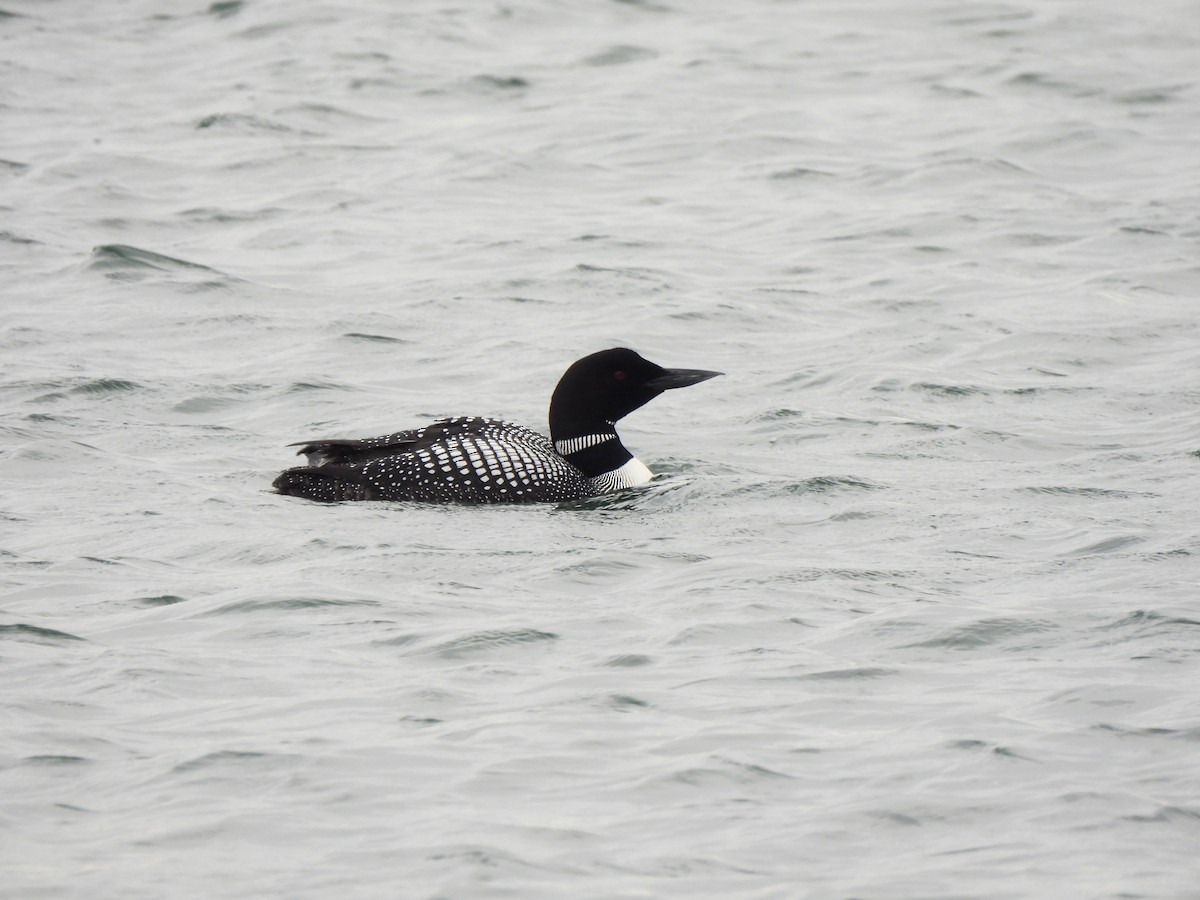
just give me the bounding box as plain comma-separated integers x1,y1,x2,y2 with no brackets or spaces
289,417,508,466
289,434,420,467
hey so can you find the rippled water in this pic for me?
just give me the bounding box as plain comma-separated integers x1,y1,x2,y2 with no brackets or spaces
3,0,1199,896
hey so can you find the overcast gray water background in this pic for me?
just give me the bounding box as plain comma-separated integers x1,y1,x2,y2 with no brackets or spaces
3,0,1200,897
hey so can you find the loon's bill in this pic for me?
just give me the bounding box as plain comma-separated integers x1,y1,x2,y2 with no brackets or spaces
272,347,721,504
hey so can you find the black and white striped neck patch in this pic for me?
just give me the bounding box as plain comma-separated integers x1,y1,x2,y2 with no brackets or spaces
554,432,617,456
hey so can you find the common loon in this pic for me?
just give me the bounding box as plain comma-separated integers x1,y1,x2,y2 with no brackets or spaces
272,347,721,504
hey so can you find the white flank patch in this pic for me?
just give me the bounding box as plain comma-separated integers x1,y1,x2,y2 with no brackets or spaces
589,457,653,494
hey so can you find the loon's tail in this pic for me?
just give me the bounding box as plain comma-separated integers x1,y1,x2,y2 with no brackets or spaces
272,465,374,502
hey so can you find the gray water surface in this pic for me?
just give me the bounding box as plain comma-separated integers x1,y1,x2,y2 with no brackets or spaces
3,0,1199,897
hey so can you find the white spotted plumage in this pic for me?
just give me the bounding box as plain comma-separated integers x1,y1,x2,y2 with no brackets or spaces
275,416,651,504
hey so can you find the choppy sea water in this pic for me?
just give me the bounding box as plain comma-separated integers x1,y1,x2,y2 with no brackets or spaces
3,0,1200,896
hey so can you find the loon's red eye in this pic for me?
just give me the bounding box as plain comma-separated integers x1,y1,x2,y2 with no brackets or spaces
613,370,626,381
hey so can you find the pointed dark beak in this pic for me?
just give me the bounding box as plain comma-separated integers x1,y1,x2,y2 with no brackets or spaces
645,367,723,391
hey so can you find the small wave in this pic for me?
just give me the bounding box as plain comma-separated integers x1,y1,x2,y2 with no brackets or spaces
207,0,243,18
1062,534,1144,557
200,597,380,616
276,102,380,122
793,475,883,493
901,617,1056,651
1021,486,1143,499
172,395,240,414
1114,85,1187,106
1122,805,1200,824
768,167,835,181
341,332,410,344
428,628,558,659
753,406,807,421
1092,723,1200,741
180,206,284,224
911,381,987,397
947,739,990,751
373,633,423,648
602,654,654,667
89,244,237,290
287,381,352,393
127,595,188,608
1098,610,1200,633
92,243,215,273
793,666,897,681
605,694,650,710
173,750,299,774
572,262,662,280
612,0,672,9
68,378,141,396
1007,71,1099,98
582,45,657,67
0,623,86,644
22,755,92,766
551,557,641,582
659,758,795,794
733,475,883,497
498,295,553,305
195,112,298,133
470,74,530,91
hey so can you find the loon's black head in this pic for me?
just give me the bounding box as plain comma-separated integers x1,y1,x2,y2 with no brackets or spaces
549,348,722,440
